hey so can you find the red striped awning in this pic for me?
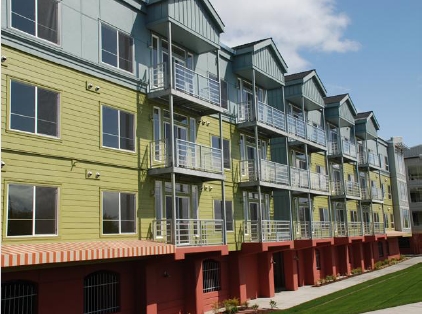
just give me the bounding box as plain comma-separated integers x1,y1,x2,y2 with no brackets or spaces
1,240,175,268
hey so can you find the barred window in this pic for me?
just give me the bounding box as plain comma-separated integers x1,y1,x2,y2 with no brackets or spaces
84,271,120,314
315,250,321,270
378,242,384,257
1,280,38,314
203,259,221,293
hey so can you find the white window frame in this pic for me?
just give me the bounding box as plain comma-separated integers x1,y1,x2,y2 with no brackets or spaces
102,191,137,235
211,135,231,170
6,183,58,237
100,22,134,73
9,0,61,45
101,105,135,152
9,79,60,138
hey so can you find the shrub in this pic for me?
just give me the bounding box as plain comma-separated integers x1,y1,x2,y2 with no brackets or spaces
325,275,334,282
374,261,383,270
251,304,259,313
224,298,240,314
351,267,362,275
269,300,278,309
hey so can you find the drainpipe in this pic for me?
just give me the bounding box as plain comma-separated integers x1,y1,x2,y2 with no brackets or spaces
167,22,177,246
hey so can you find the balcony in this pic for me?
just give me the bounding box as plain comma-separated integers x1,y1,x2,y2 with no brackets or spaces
294,221,311,239
239,159,290,189
373,222,385,234
327,137,357,160
243,220,292,243
237,101,287,137
290,167,309,189
149,62,224,115
307,123,326,147
348,222,362,236
287,115,306,139
331,181,361,199
359,151,381,168
149,139,224,180
336,222,348,237
152,219,224,247
361,187,384,202
309,172,330,194
311,222,332,238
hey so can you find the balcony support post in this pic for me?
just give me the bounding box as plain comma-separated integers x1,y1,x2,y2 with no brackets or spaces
359,200,365,236
219,112,227,244
167,21,177,245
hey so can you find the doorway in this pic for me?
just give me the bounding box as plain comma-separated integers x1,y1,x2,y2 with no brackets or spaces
273,252,286,292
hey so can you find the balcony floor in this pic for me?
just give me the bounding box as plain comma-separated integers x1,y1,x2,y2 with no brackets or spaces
148,166,225,181
148,88,225,115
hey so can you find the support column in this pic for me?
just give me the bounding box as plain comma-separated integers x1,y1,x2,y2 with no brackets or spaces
258,252,274,297
283,250,299,291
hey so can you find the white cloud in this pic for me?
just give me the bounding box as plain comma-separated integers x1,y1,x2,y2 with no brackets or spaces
210,0,360,72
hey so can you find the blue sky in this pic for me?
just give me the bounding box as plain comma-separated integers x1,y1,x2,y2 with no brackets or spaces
210,0,422,147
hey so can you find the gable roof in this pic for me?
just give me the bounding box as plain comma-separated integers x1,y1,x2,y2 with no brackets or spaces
324,93,358,116
324,94,349,105
285,70,314,81
404,144,422,158
285,69,327,96
233,38,288,72
147,0,225,32
355,110,380,130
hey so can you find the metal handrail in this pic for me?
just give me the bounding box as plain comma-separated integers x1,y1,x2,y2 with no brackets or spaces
287,115,306,138
309,172,329,192
307,123,326,146
290,167,309,189
312,221,332,238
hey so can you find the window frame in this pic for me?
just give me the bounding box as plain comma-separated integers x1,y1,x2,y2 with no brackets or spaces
9,0,61,45
202,259,221,293
2,280,38,314
101,105,135,152
83,271,120,314
100,22,134,73
211,135,231,170
9,79,61,138
6,183,59,238
102,191,137,235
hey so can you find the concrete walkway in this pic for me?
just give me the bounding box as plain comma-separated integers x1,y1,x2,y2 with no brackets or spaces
249,255,422,313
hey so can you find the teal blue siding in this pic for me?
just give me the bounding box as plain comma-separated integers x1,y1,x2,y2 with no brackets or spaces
303,79,325,107
253,48,285,84
339,103,355,125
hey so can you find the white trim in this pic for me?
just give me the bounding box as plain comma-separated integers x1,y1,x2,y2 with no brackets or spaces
101,191,137,235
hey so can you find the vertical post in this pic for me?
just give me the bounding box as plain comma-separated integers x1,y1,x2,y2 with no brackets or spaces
252,70,262,242
167,22,177,245
216,49,226,244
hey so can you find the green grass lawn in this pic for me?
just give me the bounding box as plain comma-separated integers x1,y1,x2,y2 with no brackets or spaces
274,263,422,314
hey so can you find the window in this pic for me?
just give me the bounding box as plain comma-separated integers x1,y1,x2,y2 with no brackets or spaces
84,271,120,314
102,192,136,234
102,106,134,151
213,200,233,231
211,136,231,169
319,208,329,221
221,80,228,109
315,250,321,270
384,156,389,171
11,0,59,44
378,242,384,257
390,213,395,229
101,23,133,72
7,184,57,237
10,80,59,137
387,185,392,199
202,259,221,293
2,280,38,314
350,210,358,222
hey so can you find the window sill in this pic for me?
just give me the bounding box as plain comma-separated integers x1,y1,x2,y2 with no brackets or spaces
5,128,62,143
100,145,137,155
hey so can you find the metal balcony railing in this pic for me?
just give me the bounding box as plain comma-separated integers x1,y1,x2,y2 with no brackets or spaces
261,220,291,242
331,181,361,198
307,123,326,146
359,151,381,167
336,222,348,236
294,221,311,239
342,138,357,158
361,187,384,201
153,219,224,246
312,222,332,238
240,159,290,186
290,167,309,189
260,160,290,185
309,172,330,192
287,115,306,139
363,222,372,235
244,220,260,242
257,101,286,131
150,139,223,174
149,62,221,106
348,222,362,236
237,102,286,133
327,141,340,155
373,222,385,234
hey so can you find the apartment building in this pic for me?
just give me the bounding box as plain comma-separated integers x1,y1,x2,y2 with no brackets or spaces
0,1,411,313
404,145,422,254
